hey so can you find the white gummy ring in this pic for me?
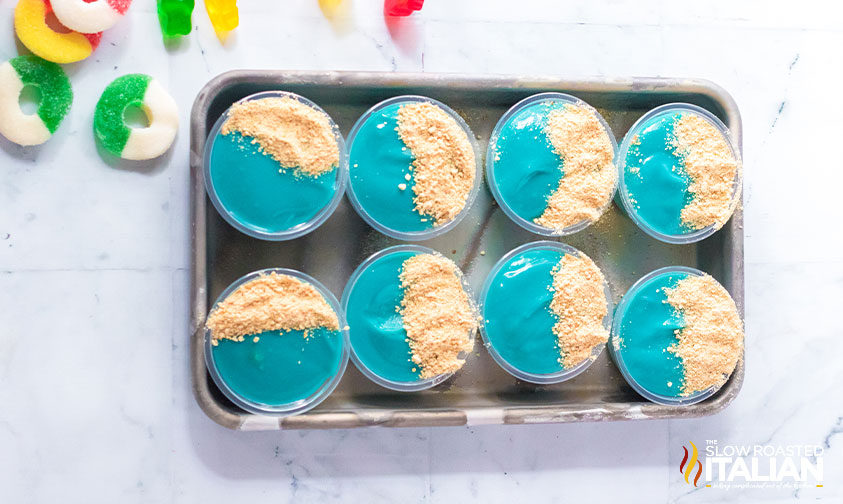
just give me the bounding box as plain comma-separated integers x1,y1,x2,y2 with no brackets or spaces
51,0,131,34
0,56,72,146
94,74,178,161
123,80,179,160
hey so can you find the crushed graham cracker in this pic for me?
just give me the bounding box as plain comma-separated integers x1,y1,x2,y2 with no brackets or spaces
535,104,617,231
396,102,476,225
671,113,741,230
665,274,744,395
221,97,340,177
206,273,339,342
399,253,477,379
549,252,610,368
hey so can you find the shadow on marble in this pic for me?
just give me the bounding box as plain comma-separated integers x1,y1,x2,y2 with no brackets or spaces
94,138,175,175
385,13,423,56
319,0,356,36
212,30,239,48
0,113,81,164
0,135,45,162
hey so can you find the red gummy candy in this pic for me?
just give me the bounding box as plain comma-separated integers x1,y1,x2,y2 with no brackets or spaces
106,0,133,16
384,0,423,16
44,0,103,49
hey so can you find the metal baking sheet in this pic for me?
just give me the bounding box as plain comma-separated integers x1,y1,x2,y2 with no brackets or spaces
189,71,744,431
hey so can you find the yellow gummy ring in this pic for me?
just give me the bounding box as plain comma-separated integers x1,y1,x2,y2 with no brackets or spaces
14,0,102,64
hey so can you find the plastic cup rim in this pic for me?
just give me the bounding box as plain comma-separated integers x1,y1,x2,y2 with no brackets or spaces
608,265,722,406
485,92,619,237
478,240,613,384
341,244,478,391
615,102,743,245
204,267,350,416
345,95,483,241
202,90,349,241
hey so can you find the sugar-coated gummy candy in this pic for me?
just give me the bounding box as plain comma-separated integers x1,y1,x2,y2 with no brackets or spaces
51,0,132,34
15,0,102,64
0,55,73,146
94,74,179,161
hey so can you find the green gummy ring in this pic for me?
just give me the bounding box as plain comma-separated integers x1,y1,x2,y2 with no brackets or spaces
94,73,151,156
8,55,72,134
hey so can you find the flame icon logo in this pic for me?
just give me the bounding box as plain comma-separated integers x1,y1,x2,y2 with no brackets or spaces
680,441,703,486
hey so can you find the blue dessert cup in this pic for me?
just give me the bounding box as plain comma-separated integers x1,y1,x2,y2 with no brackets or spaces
479,241,612,384
203,91,348,241
346,96,482,241
616,103,742,245
204,268,350,416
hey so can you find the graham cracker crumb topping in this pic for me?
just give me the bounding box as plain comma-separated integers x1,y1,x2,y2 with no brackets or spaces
397,102,476,225
206,273,339,342
550,252,610,368
399,253,477,379
665,274,744,395
671,113,741,230
221,97,340,177
535,104,617,231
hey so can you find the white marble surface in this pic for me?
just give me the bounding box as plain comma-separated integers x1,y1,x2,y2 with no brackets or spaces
1,1,842,502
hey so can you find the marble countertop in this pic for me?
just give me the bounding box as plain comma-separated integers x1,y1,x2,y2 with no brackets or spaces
1,1,841,502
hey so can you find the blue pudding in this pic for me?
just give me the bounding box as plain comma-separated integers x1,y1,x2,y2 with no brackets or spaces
208,131,338,234
622,112,690,236
348,98,478,237
490,101,565,222
612,270,687,398
205,270,347,412
621,106,741,240
482,247,565,375
490,96,617,232
212,327,344,405
348,103,432,234
612,268,744,402
345,250,421,382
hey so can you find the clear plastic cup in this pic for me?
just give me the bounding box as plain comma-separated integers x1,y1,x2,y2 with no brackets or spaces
341,245,478,391
479,241,612,384
204,268,349,416
203,91,348,241
609,266,733,406
486,92,619,236
616,103,743,244
345,96,482,241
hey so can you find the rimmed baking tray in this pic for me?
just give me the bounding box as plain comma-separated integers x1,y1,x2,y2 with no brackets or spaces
189,71,744,431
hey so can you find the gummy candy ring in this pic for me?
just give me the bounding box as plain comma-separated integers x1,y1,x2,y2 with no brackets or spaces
94,74,179,161
15,0,102,64
0,55,72,146
52,0,132,34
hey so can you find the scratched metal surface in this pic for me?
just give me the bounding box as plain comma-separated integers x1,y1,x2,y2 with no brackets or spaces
189,71,744,430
